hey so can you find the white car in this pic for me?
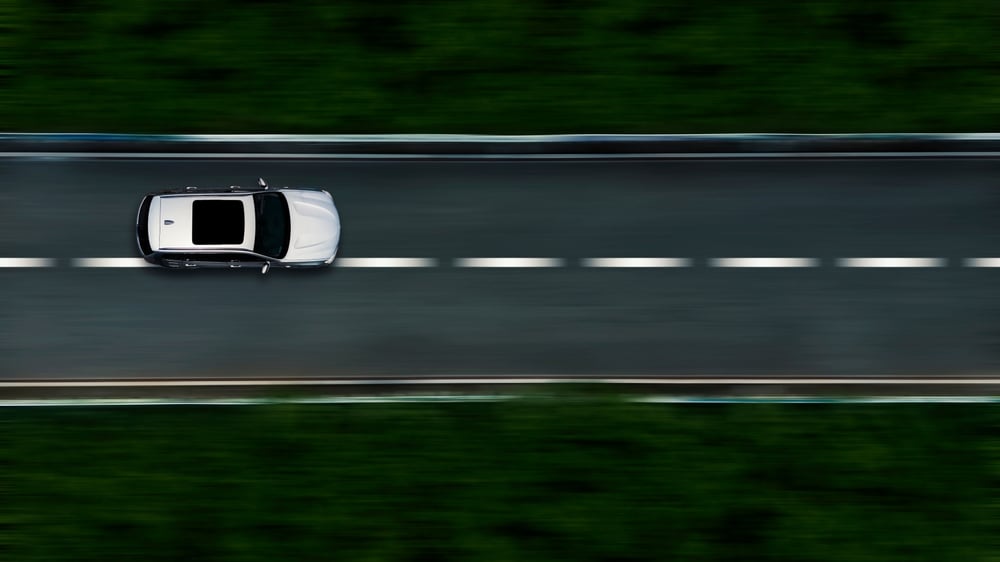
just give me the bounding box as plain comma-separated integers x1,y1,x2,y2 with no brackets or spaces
137,178,340,273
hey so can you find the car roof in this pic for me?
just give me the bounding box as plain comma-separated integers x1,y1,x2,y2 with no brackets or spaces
153,193,256,251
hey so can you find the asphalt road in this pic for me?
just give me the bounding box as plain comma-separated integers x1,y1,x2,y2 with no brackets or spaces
3,157,1000,380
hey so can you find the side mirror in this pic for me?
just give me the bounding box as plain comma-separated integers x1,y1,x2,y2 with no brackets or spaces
261,262,270,275
258,177,268,189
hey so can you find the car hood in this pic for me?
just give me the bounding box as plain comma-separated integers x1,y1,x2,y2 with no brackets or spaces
282,190,340,262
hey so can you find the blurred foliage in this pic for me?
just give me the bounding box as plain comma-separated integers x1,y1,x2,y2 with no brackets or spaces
3,0,1000,132
0,398,997,561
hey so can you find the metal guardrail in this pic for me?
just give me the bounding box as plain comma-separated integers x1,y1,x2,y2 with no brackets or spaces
4,133,1000,155
1,377,997,400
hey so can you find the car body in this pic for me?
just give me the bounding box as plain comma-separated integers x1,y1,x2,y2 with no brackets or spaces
137,179,339,272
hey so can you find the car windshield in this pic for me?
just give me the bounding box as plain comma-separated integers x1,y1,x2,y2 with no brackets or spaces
253,193,290,258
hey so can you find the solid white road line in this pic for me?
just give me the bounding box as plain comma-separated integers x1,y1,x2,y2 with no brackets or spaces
710,257,818,268
2,395,998,407
5,152,1000,160
0,396,509,407
455,257,564,268
964,258,1000,268
582,257,691,268
635,396,1000,404
837,257,946,268
0,258,55,268
72,258,153,268
1,377,998,388
336,257,437,268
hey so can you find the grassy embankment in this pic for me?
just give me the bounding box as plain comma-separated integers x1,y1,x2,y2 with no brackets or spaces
2,1,1000,133
1,399,996,561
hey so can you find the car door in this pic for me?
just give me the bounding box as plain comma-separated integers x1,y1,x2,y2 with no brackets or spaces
215,253,266,270
159,252,265,269
159,253,202,269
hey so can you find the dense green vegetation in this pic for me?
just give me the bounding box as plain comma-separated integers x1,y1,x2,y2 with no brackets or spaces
1,399,996,561
3,0,1000,133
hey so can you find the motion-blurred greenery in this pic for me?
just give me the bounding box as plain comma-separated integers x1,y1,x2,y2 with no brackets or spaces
1,398,996,561
3,0,1000,132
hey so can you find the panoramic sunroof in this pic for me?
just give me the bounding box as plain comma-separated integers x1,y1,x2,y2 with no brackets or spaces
192,200,245,245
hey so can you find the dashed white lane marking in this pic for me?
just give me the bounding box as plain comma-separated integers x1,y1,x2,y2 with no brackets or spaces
336,257,437,268
710,257,818,268
10,256,1000,269
583,257,691,268
965,258,1000,267
456,257,565,268
837,257,946,268
0,258,55,268
73,258,153,268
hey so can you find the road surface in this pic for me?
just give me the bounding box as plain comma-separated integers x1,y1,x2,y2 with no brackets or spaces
2,156,1000,384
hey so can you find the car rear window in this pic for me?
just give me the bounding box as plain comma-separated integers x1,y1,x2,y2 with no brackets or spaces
192,200,245,245
136,195,153,255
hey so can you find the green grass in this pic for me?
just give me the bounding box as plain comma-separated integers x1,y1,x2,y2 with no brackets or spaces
1,398,997,561
4,0,1000,133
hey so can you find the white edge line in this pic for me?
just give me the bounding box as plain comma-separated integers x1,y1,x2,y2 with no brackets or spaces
710,257,818,268
583,258,691,268
4,132,1000,142
2,377,999,388
455,258,564,268
0,395,997,407
633,395,1000,404
0,258,55,268
5,152,1000,160
0,396,510,407
838,257,946,268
